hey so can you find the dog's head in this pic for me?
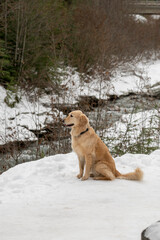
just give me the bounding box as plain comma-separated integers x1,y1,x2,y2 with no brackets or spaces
64,110,89,128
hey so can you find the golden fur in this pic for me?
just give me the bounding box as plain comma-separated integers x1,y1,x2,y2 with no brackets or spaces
64,110,143,181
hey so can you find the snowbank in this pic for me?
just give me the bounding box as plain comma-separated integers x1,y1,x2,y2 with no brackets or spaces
0,150,160,240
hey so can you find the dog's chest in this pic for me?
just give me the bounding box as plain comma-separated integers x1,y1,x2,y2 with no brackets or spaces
71,137,84,155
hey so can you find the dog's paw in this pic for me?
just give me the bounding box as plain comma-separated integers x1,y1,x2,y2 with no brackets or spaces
81,176,89,181
77,174,83,179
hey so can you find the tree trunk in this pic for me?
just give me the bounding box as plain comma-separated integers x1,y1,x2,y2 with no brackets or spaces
4,0,8,48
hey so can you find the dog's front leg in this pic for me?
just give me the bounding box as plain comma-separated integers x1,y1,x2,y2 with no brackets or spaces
81,154,92,181
77,156,85,179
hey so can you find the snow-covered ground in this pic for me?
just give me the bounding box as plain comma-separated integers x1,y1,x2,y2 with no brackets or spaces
0,150,160,240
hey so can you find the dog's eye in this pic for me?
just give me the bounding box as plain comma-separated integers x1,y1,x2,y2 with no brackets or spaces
70,114,73,117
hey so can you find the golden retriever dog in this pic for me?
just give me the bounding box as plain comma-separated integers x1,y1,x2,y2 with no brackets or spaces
64,110,143,181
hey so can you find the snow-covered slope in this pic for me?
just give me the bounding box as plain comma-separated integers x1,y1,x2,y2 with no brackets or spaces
61,59,160,102
0,150,160,240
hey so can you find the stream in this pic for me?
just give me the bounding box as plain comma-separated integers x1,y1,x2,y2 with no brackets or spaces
0,92,160,174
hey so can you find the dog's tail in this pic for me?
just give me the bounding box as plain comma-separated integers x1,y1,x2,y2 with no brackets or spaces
115,168,143,181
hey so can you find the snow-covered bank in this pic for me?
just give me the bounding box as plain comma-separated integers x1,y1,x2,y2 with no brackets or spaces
60,59,160,103
0,86,65,145
0,150,160,240
0,59,160,146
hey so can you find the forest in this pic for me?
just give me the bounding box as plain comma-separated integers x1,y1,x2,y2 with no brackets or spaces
0,0,160,91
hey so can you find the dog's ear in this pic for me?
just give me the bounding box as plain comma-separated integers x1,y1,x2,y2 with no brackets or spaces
80,114,88,126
